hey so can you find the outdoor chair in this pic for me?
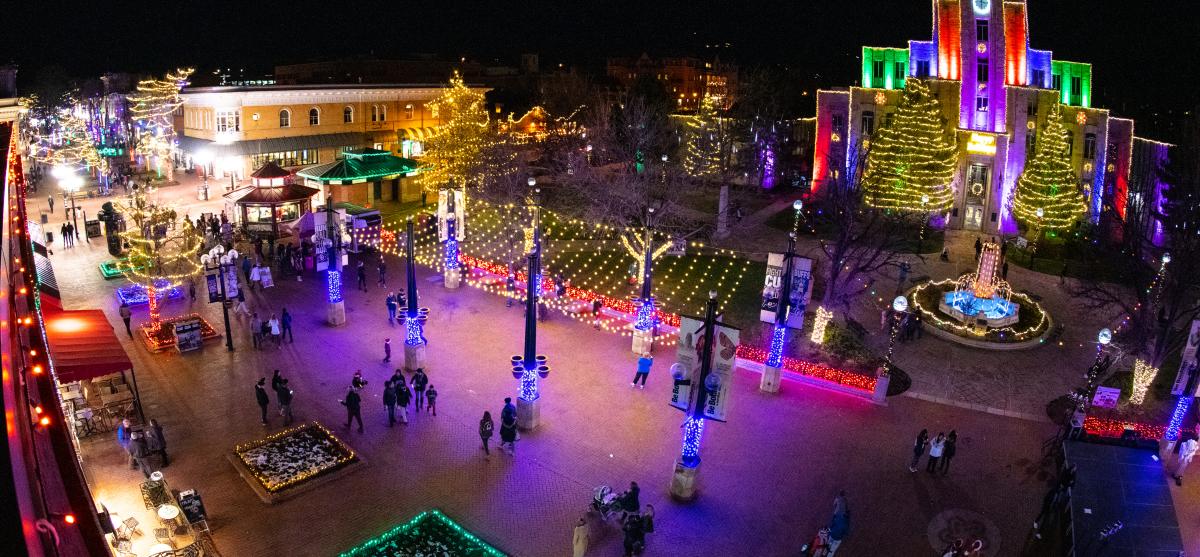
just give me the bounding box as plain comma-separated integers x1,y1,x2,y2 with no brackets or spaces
118,516,141,538
154,527,172,545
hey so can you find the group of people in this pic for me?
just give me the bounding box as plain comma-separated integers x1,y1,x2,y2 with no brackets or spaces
908,429,958,475
477,397,520,456
248,310,292,349
573,481,654,557
340,368,435,433
384,290,408,323
803,490,850,556
115,418,169,478
58,219,80,247
255,371,295,425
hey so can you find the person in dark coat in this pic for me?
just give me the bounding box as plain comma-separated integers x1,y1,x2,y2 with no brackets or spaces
622,512,645,557
479,411,494,456
352,370,369,391
908,429,928,472
396,377,411,424
255,378,270,425
277,379,294,425
621,481,641,515
271,369,285,409
342,387,363,432
383,380,397,426
147,418,169,467
411,369,429,410
128,432,152,478
939,430,957,476
425,384,438,416
280,308,294,343
500,397,518,453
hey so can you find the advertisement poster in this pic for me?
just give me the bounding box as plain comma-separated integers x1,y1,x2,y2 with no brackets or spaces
760,253,813,329
669,316,702,412
669,315,740,422
1172,319,1200,396
702,323,739,422
1092,386,1121,409
437,189,466,242
206,273,219,303
259,267,274,289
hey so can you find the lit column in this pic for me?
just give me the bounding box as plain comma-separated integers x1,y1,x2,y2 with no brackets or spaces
511,179,550,431
443,187,462,288
401,216,430,371
762,200,805,393
632,207,657,354
670,291,720,501
325,195,346,326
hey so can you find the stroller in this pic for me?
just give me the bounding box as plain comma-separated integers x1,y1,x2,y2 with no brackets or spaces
590,485,623,522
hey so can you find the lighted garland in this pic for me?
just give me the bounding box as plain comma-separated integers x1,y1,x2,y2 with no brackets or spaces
1130,359,1157,406
1011,103,1087,232
234,422,357,493
1082,416,1165,440
863,78,957,212
117,188,204,329
908,279,1050,341
129,69,193,178
339,509,507,557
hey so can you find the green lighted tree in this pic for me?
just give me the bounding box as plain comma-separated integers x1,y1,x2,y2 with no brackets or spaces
862,78,957,212
1011,103,1087,233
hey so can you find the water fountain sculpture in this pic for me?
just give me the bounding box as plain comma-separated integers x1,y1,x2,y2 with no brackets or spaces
939,242,1020,329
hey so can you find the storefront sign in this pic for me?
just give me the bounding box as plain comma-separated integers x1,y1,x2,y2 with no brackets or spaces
760,253,813,328
1172,319,1200,396
437,189,466,242
967,133,997,156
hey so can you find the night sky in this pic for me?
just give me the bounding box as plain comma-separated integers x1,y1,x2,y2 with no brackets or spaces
3,0,1194,132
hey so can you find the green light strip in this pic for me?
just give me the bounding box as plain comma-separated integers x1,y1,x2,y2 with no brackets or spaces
338,509,508,557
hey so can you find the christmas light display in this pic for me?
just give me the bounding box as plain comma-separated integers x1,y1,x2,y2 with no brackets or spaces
764,325,787,368
1011,103,1087,233
908,278,1049,341
1130,358,1158,406
418,72,511,193
1083,416,1165,440
810,306,834,344
1165,397,1193,442
28,105,108,178
680,416,705,466
326,268,343,304
682,96,728,178
444,216,460,271
129,69,192,179
862,78,957,212
234,422,357,494
117,188,203,332
339,510,508,557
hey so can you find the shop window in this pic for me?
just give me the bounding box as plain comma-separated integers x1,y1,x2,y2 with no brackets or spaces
308,108,320,126
250,149,318,168
343,106,354,124
216,110,240,132
275,203,300,222
1083,133,1097,160
861,111,875,135
405,104,414,119
279,109,290,128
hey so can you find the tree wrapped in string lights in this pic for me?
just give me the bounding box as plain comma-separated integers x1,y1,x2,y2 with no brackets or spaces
29,103,108,178
682,95,738,237
1011,103,1087,235
419,72,515,193
129,68,192,180
117,188,203,337
862,78,957,213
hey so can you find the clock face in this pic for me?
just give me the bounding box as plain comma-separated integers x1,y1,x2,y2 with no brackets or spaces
974,0,991,15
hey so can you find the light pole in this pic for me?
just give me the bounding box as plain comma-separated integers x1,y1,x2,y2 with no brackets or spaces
632,207,658,354
400,216,430,370
442,181,462,289
200,245,238,351
762,199,805,393
885,295,908,373
324,195,346,325
1080,327,1112,413
917,194,930,254
511,178,550,431
670,290,721,501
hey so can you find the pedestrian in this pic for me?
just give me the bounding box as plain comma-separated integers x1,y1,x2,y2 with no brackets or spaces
116,418,132,453
412,368,428,410
357,260,367,291
383,380,397,426
281,308,294,343
259,318,271,348
426,384,438,416
250,260,263,292
145,419,168,467
271,369,285,408
621,481,641,518
939,431,957,475
592,297,604,329
1000,240,1009,262
632,352,652,388
500,397,518,453
974,236,982,260
573,516,589,557
827,508,849,555
128,432,152,478
250,313,262,349
377,259,387,287
188,279,197,303
278,379,294,425
642,504,654,533
255,378,270,425
234,289,249,317
341,387,364,432
621,511,645,557
352,370,369,391
241,254,252,283
833,490,848,517
896,261,910,294
506,274,517,307
119,303,133,337
479,411,494,456
48,194,54,214
396,376,411,424
268,314,281,347
383,338,392,363
909,429,928,472
880,307,890,332
1002,261,1009,280
927,432,946,474
60,222,68,247
1173,438,1198,486
386,292,398,323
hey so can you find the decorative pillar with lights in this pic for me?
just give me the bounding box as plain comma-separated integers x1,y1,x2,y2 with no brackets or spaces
670,290,721,501
324,195,346,326
632,207,657,354
442,185,463,289
400,217,430,371
511,179,550,431
762,200,805,393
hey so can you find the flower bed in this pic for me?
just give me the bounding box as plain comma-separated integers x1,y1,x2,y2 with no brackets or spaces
340,510,507,557
234,423,357,494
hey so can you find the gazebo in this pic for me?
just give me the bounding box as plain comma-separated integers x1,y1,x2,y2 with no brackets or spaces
224,161,320,244
297,148,420,208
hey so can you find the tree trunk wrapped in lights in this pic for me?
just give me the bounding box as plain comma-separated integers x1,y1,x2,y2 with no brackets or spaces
1011,103,1087,233
862,78,957,212
129,69,192,181
118,189,203,332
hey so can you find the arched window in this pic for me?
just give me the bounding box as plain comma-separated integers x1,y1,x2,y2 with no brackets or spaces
279,109,291,128
378,105,386,122
404,104,414,119
343,106,354,124
309,108,320,126
370,105,378,122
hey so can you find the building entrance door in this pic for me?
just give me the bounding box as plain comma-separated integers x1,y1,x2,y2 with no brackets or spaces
964,205,984,230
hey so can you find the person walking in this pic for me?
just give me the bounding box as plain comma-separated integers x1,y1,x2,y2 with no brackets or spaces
356,260,368,291
621,512,645,557
500,397,518,453
48,194,54,214
939,431,957,476
396,376,411,424
188,279,197,303
255,378,271,425
572,517,589,557
280,308,294,343
909,429,929,472
974,236,982,260
1173,437,1198,486
145,419,168,468
352,370,369,391
341,387,364,433
383,380,397,426
250,313,262,349
827,510,849,555
277,379,294,425
234,288,250,317
386,292,398,323
927,432,946,474
268,314,282,348
377,259,387,287
241,254,252,283
1001,261,1009,281
425,384,438,416
383,338,392,363
592,297,604,329
116,418,132,454
632,352,652,388
119,303,133,337
412,368,428,410
271,369,285,409
505,274,517,308
479,411,494,456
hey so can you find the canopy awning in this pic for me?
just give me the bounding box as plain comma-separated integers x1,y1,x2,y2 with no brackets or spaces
177,132,370,159
223,182,321,204
43,309,133,383
296,149,419,185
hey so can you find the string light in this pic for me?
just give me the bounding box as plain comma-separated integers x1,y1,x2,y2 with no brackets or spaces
1130,359,1157,405
339,509,507,557
680,416,706,468
765,325,787,368
129,69,192,179
1165,397,1193,442
1012,103,1087,232
326,269,343,304
810,306,834,344
117,187,203,332
682,96,729,178
417,72,514,193
862,78,957,212
234,422,357,493
1083,416,1165,440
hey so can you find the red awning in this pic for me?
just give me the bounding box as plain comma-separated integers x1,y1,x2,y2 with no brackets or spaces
43,309,133,383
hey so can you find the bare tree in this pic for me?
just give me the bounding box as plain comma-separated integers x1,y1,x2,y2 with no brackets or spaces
584,82,674,172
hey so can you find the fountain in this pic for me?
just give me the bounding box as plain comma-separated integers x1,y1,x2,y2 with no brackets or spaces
939,242,1019,328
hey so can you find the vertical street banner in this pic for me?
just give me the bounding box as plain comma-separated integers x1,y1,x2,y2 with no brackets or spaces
223,269,240,300
206,274,219,303
1172,319,1200,396
259,267,275,289
668,315,740,422
703,323,739,422
669,316,703,411
437,189,466,242
760,253,813,329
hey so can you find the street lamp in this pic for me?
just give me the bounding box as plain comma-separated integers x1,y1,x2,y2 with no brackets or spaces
633,207,658,354
512,179,550,431
762,200,807,393
400,216,430,370
57,169,84,240
670,290,721,501
884,295,908,375
200,245,238,351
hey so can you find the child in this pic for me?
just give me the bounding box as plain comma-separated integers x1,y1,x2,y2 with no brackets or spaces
426,384,438,416
383,338,392,363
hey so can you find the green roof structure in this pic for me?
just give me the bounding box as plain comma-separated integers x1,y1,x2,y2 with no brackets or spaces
296,148,420,185
339,509,508,557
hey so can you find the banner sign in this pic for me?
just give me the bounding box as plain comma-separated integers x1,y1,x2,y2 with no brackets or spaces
665,236,687,256
224,269,240,299
669,315,702,412
703,323,739,422
1092,386,1121,409
669,315,740,422
437,189,466,242
1172,319,1200,396
259,267,274,289
206,273,219,303
760,253,813,329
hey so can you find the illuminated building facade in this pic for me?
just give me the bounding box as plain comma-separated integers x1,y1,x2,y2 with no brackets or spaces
812,0,1170,238
606,54,738,111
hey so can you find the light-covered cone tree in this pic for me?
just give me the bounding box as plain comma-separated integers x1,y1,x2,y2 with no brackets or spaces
1011,103,1087,233
862,78,957,212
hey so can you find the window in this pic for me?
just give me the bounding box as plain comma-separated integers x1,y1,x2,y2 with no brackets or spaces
976,96,988,112
1070,76,1082,104
308,108,320,126
216,110,240,132
977,60,989,83
894,62,906,81
279,109,290,128
872,60,885,79
405,104,414,119
1032,69,1045,87
378,105,386,121
370,105,378,122
1026,130,1037,155
831,114,844,129
249,149,319,168
976,19,988,42
883,112,894,128
1027,102,1037,117
1083,133,1097,159
916,60,931,78
861,111,875,135
1065,131,1074,156
1051,73,1061,91
343,106,354,124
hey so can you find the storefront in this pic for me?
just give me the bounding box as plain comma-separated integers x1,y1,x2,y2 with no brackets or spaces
296,148,420,208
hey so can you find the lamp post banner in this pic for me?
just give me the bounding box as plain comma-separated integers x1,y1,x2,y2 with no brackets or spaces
437,189,466,242
224,269,240,299
669,316,739,422
669,315,703,411
703,324,739,422
206,273,219,303
760,253,813,328
1171,319,1200,396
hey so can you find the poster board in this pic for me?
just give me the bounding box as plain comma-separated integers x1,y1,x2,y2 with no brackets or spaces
668,315,739,422
259,267,274,289
173,318,203,352
437,189,466,242
178,490,207,524
1092,386,1121,409
760,253,813,329
669,316,703,412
